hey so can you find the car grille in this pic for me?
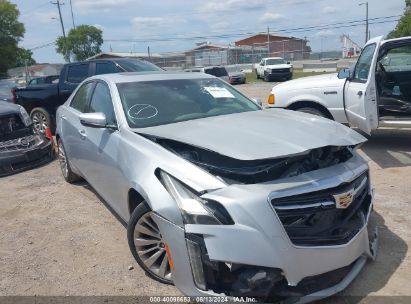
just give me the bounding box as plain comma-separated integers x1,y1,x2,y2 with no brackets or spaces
271,68,290,73
0,135,38,152
271,172,371,246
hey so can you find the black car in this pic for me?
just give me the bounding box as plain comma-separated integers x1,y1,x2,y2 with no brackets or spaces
15,58,162,133
0,101,53,177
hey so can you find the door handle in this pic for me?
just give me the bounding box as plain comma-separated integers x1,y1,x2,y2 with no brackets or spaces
78,129,87,140
60,115,67,120
357,91,363,96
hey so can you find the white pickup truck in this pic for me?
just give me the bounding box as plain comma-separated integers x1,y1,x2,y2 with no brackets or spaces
255,57,293,81
268,36,411,134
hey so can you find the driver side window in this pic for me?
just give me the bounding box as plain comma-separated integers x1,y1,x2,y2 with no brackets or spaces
89,82,116,125
352,44,376,82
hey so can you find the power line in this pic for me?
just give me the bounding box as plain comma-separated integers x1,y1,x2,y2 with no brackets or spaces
51,0,70,62
105,16,400,44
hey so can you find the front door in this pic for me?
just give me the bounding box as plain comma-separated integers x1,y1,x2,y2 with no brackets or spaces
344,37,382,134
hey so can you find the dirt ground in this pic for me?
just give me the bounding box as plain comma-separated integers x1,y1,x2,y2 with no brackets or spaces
1,82,411,302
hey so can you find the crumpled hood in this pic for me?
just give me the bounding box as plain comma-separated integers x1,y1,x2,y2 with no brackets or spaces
136,109,366,161
274,72,343,91
0,101,21,116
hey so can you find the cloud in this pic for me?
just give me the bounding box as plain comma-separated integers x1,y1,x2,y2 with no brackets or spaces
130,16,186,36
200,0,265,14
260,13,283,23
74,0,132,11
315,29,335,38
322,6,340,14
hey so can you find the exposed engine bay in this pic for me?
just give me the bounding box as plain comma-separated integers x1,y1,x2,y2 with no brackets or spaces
146,136,353,184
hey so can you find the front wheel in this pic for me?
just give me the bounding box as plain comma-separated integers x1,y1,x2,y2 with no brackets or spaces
264,72,270,82
127,202,173,284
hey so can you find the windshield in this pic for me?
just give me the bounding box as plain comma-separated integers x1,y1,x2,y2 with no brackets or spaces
117,78,260,128
204,67,228,77
266,59,287,65
117,59,163,72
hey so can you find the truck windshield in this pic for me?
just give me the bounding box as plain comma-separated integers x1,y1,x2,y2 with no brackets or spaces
266,59,287,65
117,78,260,128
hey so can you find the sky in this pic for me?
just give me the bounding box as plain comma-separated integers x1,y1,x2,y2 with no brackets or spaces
12,0,407,63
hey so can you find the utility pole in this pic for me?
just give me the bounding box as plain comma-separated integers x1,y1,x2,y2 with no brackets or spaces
69,0,75,29
267,26,270,56
51,0,70,62
359,2,369,43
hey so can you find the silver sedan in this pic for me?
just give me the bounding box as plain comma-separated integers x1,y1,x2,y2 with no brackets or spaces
56,72,377,302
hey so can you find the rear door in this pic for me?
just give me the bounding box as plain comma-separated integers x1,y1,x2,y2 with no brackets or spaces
60,63,91,103
344,36,383,134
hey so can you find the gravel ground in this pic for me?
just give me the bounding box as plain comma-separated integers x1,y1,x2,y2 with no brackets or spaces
0,82,410,302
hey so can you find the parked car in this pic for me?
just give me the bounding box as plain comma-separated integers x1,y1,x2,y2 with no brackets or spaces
56,72,377,302
255,57,293,81
228,71,246,84
0,101,53,177
27,75,59,86
0,80,18,103
268,36,411,134
185,66,230,82
15,58,162,133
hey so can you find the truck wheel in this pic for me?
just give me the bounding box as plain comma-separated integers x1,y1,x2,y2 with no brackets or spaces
57,139,82,183
264,72,270,82
255,71,259,79
296,107,327,118
31,108,52,134
127,202,173,284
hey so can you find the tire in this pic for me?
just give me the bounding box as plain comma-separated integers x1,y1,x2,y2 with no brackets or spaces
57,139,81,183
255,71,259,79
127,202,173,285
264,72,270,82
296,107,328,118
31,107,53,134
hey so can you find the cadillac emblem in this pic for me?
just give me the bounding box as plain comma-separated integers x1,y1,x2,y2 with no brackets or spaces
333,190,354,209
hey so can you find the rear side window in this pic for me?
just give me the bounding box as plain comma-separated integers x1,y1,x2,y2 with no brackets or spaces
70,82,94,113
66,64,89,83
204,67,228,77
95,62,119,75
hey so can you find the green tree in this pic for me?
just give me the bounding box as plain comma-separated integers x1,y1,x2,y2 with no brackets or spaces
0,0,25,73
14,48,36,67
388,0,411,38
56,25,103,62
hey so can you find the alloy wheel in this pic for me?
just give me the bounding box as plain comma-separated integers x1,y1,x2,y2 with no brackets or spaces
58,141,68,178
134,212,172,282
32,112,48,134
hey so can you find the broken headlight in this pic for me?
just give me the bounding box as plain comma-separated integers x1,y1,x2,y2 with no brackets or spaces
158,170,233,225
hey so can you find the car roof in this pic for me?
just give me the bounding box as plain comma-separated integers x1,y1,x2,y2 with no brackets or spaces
88,71,216,83
265,57,284,60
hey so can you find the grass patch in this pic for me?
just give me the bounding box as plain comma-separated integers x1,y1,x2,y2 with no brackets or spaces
246,69,334,83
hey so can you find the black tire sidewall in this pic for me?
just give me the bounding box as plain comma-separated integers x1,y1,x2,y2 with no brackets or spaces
30,107,55,133
127,202,173,285
58,139,80,183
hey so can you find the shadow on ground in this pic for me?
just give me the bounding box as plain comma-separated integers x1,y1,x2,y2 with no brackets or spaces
360,129,411,169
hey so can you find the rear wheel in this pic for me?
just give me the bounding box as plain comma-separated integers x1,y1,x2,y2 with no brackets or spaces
31,108,52,134
58,139,81,183
296,107,328,118
127,202,173,284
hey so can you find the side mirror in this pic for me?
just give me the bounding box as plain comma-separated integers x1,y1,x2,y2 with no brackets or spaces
79,112,107,128
338,68,351,79
252,98,263,107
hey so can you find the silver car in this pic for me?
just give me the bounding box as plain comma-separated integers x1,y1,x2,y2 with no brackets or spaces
56,72,377,302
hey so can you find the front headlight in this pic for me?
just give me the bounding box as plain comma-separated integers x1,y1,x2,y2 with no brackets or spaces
19,106,32,127
158,170,233,225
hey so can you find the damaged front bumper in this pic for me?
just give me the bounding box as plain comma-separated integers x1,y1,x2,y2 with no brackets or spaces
152,154,378,303
0,134,53,177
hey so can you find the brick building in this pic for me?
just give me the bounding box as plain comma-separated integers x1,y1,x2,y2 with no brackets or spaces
235,34,311,60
